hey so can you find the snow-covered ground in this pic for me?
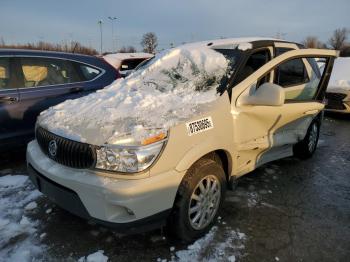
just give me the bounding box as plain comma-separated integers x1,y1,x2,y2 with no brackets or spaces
0,168,248,262
0,172,43,261
162,226,246,262
0,156,286,262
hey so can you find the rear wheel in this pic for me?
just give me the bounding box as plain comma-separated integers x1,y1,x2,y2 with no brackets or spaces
293,120,320,159
168,158,226,242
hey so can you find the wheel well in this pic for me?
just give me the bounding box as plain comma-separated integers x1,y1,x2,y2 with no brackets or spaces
202,150,231,183
172,150,232,208
214,150,231,182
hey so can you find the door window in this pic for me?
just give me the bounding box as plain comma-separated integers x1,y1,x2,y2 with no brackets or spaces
275,58,309,87
272,57,321,101
18,57,96,88
0,57,12,89
274,58,321,101
79,65,101,81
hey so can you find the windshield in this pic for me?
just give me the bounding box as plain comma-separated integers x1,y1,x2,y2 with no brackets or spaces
38,44,242,145
130,46,241,94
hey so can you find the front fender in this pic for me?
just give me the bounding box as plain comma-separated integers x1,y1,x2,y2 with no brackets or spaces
175,137,231,172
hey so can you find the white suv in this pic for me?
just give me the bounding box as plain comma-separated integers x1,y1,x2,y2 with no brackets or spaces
27,38,337,241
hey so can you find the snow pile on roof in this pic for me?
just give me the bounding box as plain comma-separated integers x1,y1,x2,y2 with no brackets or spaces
0,174,44,261
38,44,229,145
327,57,350,91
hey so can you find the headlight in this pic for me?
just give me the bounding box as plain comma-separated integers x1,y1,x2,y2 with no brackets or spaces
95,132,167,173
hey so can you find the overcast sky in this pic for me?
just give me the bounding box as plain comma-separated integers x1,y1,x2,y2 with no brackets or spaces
1,0,349,52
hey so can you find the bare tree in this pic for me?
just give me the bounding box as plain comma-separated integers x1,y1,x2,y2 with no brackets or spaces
0,37,5,46
328,27,348,50
302,36,325,48
118,46,137,53
141,32,158,54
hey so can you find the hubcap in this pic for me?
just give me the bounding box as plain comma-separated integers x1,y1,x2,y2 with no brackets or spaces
188,175,221,230
308,123,318,152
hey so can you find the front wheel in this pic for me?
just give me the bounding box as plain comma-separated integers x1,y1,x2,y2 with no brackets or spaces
293,120,320,159
168,158,226,242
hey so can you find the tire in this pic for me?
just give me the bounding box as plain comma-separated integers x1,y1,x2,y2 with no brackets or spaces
293,120,320,159
168,157,226,242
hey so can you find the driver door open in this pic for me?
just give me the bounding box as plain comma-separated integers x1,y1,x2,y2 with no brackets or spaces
231,49,338,176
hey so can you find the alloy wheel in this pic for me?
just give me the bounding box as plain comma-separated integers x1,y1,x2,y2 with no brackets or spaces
188,175,221,230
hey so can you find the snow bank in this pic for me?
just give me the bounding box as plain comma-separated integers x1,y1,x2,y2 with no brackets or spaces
38,44,230,145
327,57,350,91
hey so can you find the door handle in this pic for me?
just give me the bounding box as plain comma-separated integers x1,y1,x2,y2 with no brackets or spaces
303,109,319,115
0,96,18,103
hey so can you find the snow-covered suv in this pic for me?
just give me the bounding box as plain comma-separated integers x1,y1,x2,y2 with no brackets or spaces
27,38,337,241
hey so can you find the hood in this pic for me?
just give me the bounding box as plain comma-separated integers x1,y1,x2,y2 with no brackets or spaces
38,44,231,146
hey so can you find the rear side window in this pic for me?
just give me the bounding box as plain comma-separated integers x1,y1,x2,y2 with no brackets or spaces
18,57,102,88
0,57,11,89
79,65,101,81
274,58,309,87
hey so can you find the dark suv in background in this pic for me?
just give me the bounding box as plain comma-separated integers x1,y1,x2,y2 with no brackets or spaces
0,49,119,151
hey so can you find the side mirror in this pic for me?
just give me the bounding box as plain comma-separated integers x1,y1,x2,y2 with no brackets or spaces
240,82,285,106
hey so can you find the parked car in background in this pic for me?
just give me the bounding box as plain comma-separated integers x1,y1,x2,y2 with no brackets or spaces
27,38,337,241
103,52,154,77
0,49,119,151
325,57,350,113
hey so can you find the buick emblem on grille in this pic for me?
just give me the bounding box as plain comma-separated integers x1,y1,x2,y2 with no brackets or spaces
48,140,58,157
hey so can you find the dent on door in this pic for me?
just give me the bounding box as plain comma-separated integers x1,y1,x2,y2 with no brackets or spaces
233,103,320,175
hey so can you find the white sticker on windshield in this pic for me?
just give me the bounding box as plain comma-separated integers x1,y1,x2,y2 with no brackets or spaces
186,117,214,136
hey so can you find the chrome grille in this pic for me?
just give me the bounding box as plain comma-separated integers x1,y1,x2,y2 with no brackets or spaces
36,127,95,169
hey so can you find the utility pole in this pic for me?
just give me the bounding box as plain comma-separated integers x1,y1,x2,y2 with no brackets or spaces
98,20,103,54
108,16,117,52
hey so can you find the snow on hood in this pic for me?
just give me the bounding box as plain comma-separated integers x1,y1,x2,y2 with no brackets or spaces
327,57,350,91
38,44,230,145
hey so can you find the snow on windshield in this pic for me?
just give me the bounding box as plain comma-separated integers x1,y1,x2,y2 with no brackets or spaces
38,44,230,145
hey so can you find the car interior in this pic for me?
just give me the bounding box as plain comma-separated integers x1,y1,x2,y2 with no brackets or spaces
236,49,270,84
21,59,73,87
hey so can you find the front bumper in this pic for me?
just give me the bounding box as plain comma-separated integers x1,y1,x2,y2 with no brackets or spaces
27,140,185,232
